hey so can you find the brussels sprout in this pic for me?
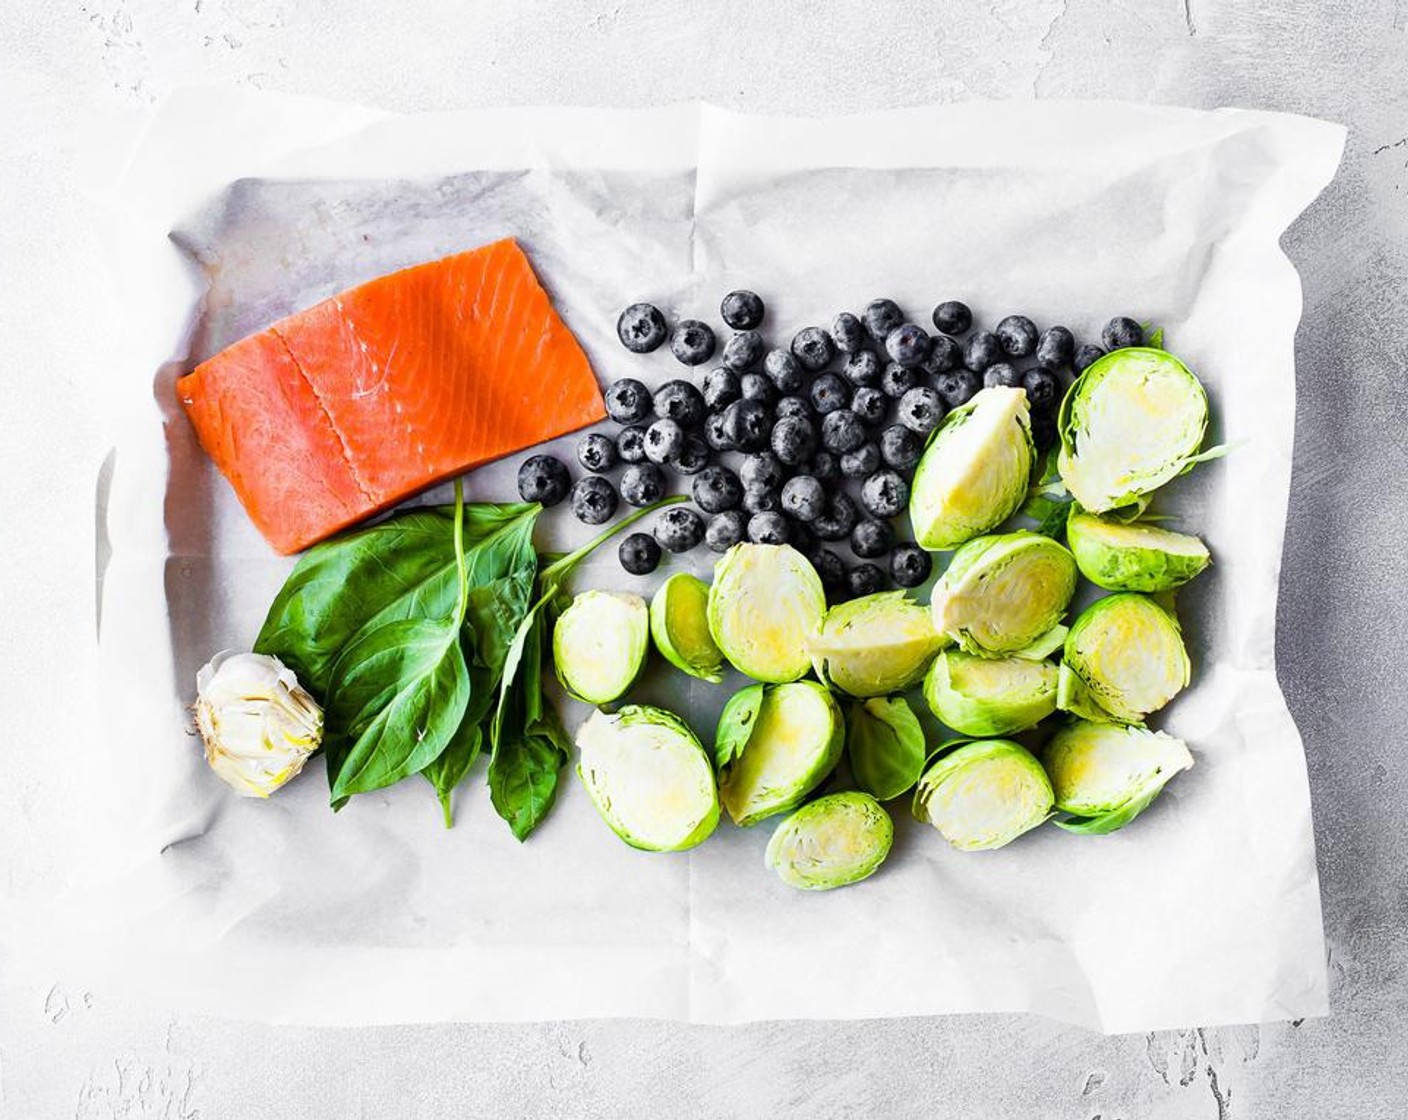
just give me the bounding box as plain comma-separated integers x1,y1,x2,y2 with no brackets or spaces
575,706,720,851
930,531,1077,657
923,649,1058,736
809,591,944,697
552,591,649,705
1058,347,1217,515
913,739,1053,851
909,386,1035,550
765,791,894,890
1058,593,1190,724
1066,511,1211,592
707,543,826,683
717,680,844,826
650,573,725,683
1043,720,1194,835
847,696,927,800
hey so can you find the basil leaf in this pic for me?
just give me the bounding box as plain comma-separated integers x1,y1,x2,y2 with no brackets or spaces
848,696,926,801
426,716,484,828
714,683,765,771
488,726,566,842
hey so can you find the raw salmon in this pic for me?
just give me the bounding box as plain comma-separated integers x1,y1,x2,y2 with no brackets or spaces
178,239,606,553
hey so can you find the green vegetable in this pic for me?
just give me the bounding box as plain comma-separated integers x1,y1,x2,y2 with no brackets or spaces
1043,720,1194,835
1065,510,1211,592
809,591,944,697
552,590,649,705
922,649,1058,737
765,792,893,891
909,386,1036,550
1057,593,1190,725
846,696,927,801
717,680,844,826
713,683,764,771
575,705,719,851
707,544,826,683
650,573,725,683
912,739,1054,851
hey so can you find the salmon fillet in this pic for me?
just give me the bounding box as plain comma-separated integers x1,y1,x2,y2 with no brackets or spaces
178,239,605,553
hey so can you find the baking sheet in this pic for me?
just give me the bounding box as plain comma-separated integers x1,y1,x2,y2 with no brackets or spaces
22,91,1343,1032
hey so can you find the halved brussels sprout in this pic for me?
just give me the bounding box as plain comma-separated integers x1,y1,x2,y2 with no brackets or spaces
650,573,725,683
575,706,719,851
1066,510,1211,592
765,791,894,891
847,696,927,801
1058,593,1190,724
707,544,826,683
553,591,649,705
1058,347,1214,515
930,531,1077,657
913,739,1053,851
923,649,1058,736
809,591,944,697
1043,719,1194,835
717,680,844,826
910,386,1036,550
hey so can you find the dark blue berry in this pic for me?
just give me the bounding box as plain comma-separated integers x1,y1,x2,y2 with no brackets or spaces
722,399,771,451
740,372,778,407
720,290,764,330
781,475,827,522
1073,344,1106,373
619,532,661,575
813,548,846,597
669,319,717,366
964,330,1003,372
861,470,908,518
770,415,817,466
1035,326,1075,371
617,303,667,353
821,409,866,454
1101,317,1143,351
692,465,743,514
863,298,904,342
840,442,881,479
897,387,945,436
885,323,931,367
850,519,894,559
1030,410,1058,454
748,511,791,545
702,411,733,452
1023,368,1061,408
516,454,570,506
924,334,963,375
742,486,781,515
812,491,859,542
764,349,805,393
740,452,786,491
617,425,648,463
890,543,932,589
996,315,1038,358
644,418,686,464
604,377,652,422
775,395,814,422
880,362,919,399
932,301,972,335
791,327,835,372
619,463,666,506
654,380,706,426
654,506,705,552
706,510,747,553
810,451,841,483
832,312,867,353
934,369,980,410
702,367,741,411
983,363,1023,390
809,372,852,414
577,432,618,473
570,476,618,525
850,386,887,426
879,424,922,471
723,329,765,372
673,435,710,475
843,349,882,388
848,562,887,597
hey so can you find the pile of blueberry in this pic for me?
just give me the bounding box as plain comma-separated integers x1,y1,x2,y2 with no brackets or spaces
517,291,1145,601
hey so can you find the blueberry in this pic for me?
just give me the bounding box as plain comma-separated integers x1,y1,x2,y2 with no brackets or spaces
1101,316,1143,351
885,323,931,367
890,543,933,589
619,532,662,575
840,442,881,479
897,387,945,435
669,319,717,366
604,377,653,423
654,379,706,426
617,303,667,353
880,362,919,399
1030,410,1058,454
654,506,705,553
706,510,747,553
644,418,686,464
832,312,867,353
577,432,619,473
617,425,648,463
983,362,1024,390
692,465,743,513
702,367,741,411
851,518,894,559
620,463,666,507
996,315,1039,358
821,409,866,454
812,491,860,542
702,411,734,452
570,476,618,525
723,329,765,372
848,562,887,597
1035,326,1075,371
813,548,846,597
791,326,836,372
722,399,771,451
850,386,887,426
964,330,1003,372
879,424,922,471
932,300,972,336
673,435,710,475
809,372,852,414
770,415,817,466
721,290,764,330
763,349,805,393
1073,344,1106,373
748,511,792,545
740,372,778,407
516,454,570,506
843,349,882,389
775,395,814,422
810,451,841,483
924,334,963,376
742,486,781,515
934,368,981,410
863,298,905,342
790,521,818,558
861,470,909,518
781,475,826,522
740,451,786,491
1023,368,1061,408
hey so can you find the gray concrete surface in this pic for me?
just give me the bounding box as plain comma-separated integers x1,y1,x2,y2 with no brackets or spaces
3,1,1406,1116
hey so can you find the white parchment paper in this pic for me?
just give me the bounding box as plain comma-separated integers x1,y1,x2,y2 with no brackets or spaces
26,91,1343,1033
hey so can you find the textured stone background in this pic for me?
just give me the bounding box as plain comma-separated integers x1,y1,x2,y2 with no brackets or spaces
3,1,1406,1116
